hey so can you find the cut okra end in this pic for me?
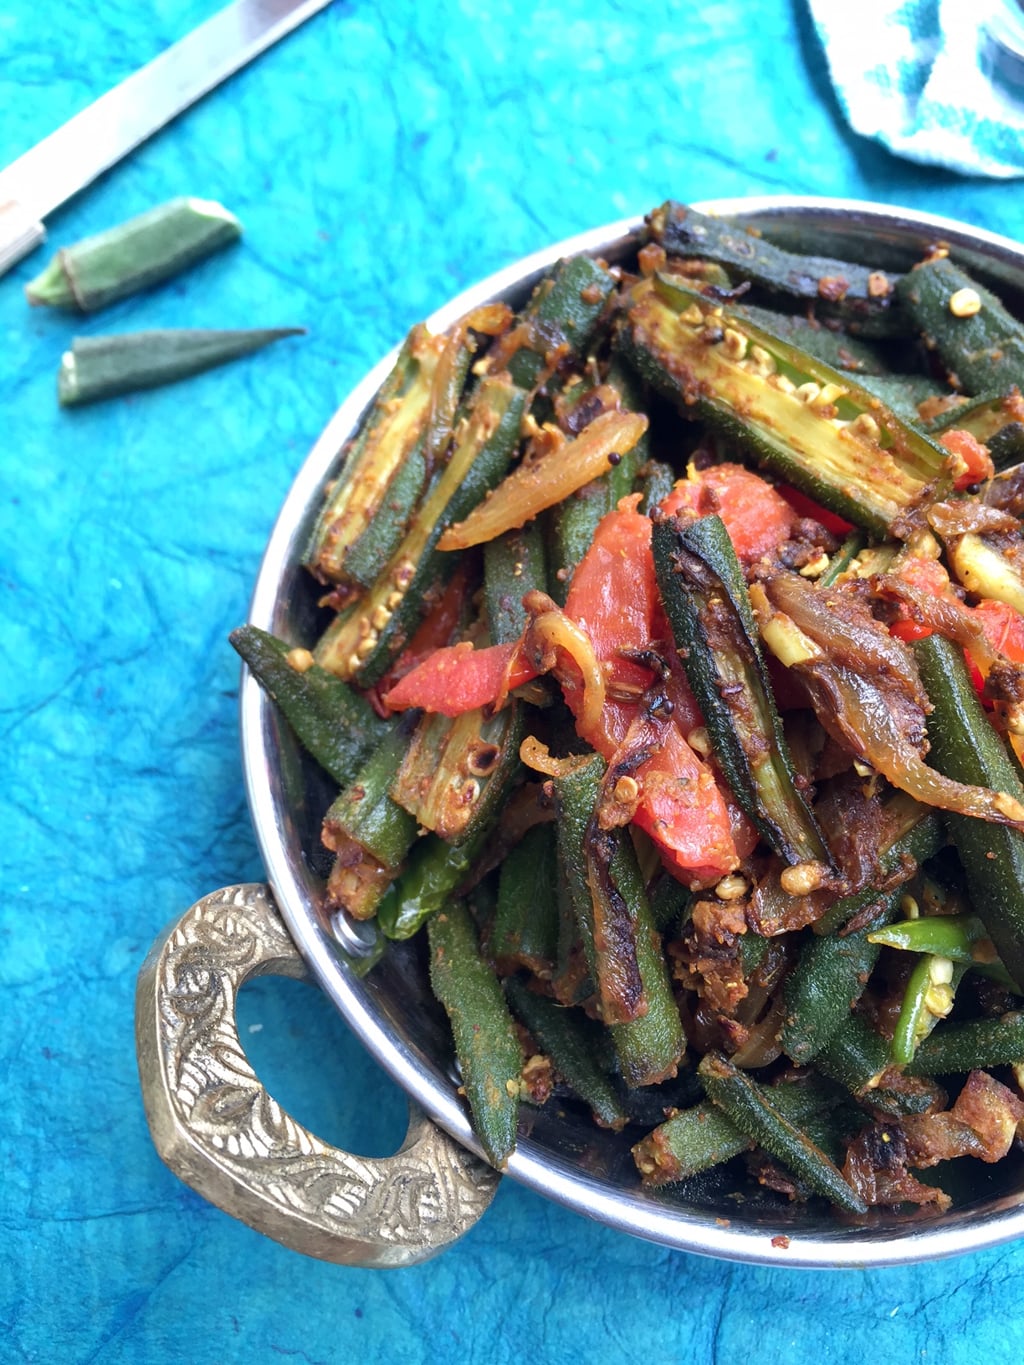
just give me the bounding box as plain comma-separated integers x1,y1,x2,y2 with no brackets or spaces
26,196,244,312
57,326,306,407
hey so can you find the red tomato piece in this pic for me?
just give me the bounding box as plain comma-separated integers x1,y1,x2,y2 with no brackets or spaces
630,723,741,885
973,598,1024,663
776,483,854,537
659,463,800,564
939,429,995,491
383,641,536,716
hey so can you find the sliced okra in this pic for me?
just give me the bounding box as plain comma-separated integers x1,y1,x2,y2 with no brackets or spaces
554,755,685,1087
620,274,949,536
321,721,420,920
652,512,832,869
915,634,1024,992
491,823,560,976
314,375,526,686
646,201,907,335
894,256,1024,395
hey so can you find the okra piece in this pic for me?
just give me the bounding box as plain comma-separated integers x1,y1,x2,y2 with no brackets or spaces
391,702,524,843
733,303,899,375
502,254,615,390
620,275,949,536
633,1078,845,1187
907,1011,1024,1076
647,201,906,335
856,373,949,424
653,513,832,868
26,197,242,311
945,533,1024,617
637,458,676,517
229,625,388,788
555,755,685,1087
698,1052,867,1213
321,721,419,920
546,367,648,601
890,954,965,1066
817,1013,944,1115
484,522,548,643
915,634,1024,992
57,327,303,406
304,325,446,589
781,887,901,1066
504,978,627,1129
428,900,523,1168
818,531,866,588
869,913,1017,990
894,257,1024,394
924,390,1024,445
314,375,526,686
491,823,560,975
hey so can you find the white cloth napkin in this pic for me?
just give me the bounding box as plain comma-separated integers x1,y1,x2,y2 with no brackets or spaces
808,0,1024,178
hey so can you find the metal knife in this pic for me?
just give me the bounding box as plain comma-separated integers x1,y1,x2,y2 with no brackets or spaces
0,0,333,278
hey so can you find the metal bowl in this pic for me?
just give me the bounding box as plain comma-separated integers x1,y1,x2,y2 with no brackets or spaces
239,197,1024,1267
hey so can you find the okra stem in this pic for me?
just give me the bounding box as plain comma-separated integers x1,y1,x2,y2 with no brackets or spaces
26,196,242,311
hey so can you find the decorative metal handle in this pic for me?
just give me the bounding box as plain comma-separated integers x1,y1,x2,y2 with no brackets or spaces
135,883,499,1266
0,200,45,278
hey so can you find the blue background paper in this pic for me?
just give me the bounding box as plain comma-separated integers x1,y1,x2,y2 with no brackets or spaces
5,1,1024,1360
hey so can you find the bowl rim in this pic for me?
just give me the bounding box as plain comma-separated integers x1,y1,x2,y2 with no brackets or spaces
241,195,1024,1267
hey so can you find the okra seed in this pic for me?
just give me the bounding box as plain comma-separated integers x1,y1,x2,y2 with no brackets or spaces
771,374,797,395
929,956,954,987
795,382,822,405
613,775,640,804
285,647,316,673
748,345,776,376
867,271,892,298
816,382,847,408
779,861,825,896
900,894,921,920
722,328,748,362
688,726,711,757
798,552,830,579
681,304,704,326
370,604,392,631
949,288,982,318
848,412,881,441
715,874,748,901
467,744,500,776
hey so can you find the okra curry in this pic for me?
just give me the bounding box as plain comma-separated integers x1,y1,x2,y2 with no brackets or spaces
233,201,1024,1217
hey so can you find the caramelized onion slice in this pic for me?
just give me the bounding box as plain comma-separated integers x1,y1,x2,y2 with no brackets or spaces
438,409,648,550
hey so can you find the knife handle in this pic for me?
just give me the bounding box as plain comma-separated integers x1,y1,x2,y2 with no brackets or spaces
0,200,46,278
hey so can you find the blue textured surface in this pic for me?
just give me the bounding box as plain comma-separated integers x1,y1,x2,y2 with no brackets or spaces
5,1,1024,1361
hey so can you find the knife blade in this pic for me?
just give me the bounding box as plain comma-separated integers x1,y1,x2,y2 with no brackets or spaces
0,0,333,278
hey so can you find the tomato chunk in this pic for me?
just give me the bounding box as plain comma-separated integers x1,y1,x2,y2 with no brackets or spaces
659,463,799,564
383,641,536,716
939,429,995,491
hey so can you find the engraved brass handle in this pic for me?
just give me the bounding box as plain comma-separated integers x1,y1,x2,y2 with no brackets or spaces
135,883,499,1265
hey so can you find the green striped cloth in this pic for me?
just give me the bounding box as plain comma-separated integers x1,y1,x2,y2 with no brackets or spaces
808,0,1024,177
